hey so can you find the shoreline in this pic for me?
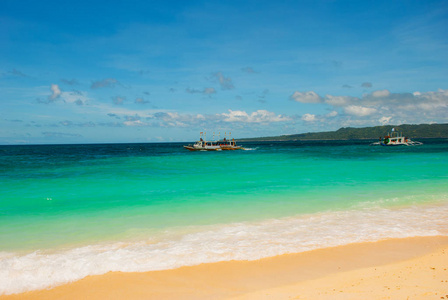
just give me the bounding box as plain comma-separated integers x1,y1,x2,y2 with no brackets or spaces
3,235,448,299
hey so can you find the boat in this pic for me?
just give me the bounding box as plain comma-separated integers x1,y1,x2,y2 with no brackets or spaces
184,132,245,151
216,137,245,150
371,128,423,146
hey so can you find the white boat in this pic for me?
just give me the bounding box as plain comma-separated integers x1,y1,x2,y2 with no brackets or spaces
371,129,423,146
184,132,245,151
183,139,222,151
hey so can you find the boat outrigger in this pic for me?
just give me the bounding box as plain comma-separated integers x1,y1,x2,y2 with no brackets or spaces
371,128,423,146
184,132,245,151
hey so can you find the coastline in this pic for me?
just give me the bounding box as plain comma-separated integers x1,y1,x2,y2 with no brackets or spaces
3,235,448,300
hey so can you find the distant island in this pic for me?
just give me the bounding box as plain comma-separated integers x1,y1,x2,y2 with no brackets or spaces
238,123,448,142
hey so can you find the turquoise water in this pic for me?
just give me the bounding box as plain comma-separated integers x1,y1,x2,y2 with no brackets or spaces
1,140,448,294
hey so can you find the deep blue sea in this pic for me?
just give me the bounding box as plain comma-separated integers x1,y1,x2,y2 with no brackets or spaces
1,140,448,294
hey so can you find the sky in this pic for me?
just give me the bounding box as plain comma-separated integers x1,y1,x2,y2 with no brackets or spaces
1,0,447,144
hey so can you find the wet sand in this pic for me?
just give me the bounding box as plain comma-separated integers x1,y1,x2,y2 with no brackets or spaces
2,236,448,300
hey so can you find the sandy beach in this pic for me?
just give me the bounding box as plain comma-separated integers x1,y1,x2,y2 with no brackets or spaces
2,235,447,300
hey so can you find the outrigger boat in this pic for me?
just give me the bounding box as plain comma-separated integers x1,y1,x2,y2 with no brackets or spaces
371,128,423,146
184,132,245,151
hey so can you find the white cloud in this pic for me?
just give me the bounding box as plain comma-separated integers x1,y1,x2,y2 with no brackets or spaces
221,109,290,123
290,91,322,103
88,88,447,133
379,116,392,125
294,88,447,127
32,84,448,138
203,87,216,95
49,84,61,100
145,112,206,128
222,110,247,122
417,88,448,105
372,89,391,98
344,105,377,116
60,90,90,105
301,113,316,122
324,95,354,106
124,120,145,126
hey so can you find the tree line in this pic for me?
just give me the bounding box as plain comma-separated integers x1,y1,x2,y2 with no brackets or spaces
239,123,448,141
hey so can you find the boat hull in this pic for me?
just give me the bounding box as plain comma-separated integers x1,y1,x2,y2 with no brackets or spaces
183,145,244,151
183,146,222,151
219,146,244,150
381,143,404,146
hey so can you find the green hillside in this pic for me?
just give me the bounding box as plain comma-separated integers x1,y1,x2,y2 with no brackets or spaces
239,123,448,142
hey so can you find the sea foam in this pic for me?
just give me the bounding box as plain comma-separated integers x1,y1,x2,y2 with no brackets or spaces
1,202,448,295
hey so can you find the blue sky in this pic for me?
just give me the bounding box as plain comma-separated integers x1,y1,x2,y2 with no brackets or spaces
1,0,447,144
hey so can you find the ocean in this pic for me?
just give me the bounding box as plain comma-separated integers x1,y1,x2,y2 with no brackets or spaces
1,140,448,295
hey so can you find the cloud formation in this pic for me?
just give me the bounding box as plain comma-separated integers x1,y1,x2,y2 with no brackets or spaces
372,89,390,98
91,78,121,89
290,91,322,103
135,97,150,104
112,96,125,105
221,110,290,123
92,108,292,130
293,88,448,127
344,105,377,116
212,72,234,90
324,95,353,106
186,87,216,95
301,113,316,122
27,84,448,143
49,84,62,101
107,113,121,119
58,90,90,105
59,120,95,127
123,114,143,126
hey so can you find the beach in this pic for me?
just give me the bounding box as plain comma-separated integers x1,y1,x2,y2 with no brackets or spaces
1,141,448,297
2,236,447,299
